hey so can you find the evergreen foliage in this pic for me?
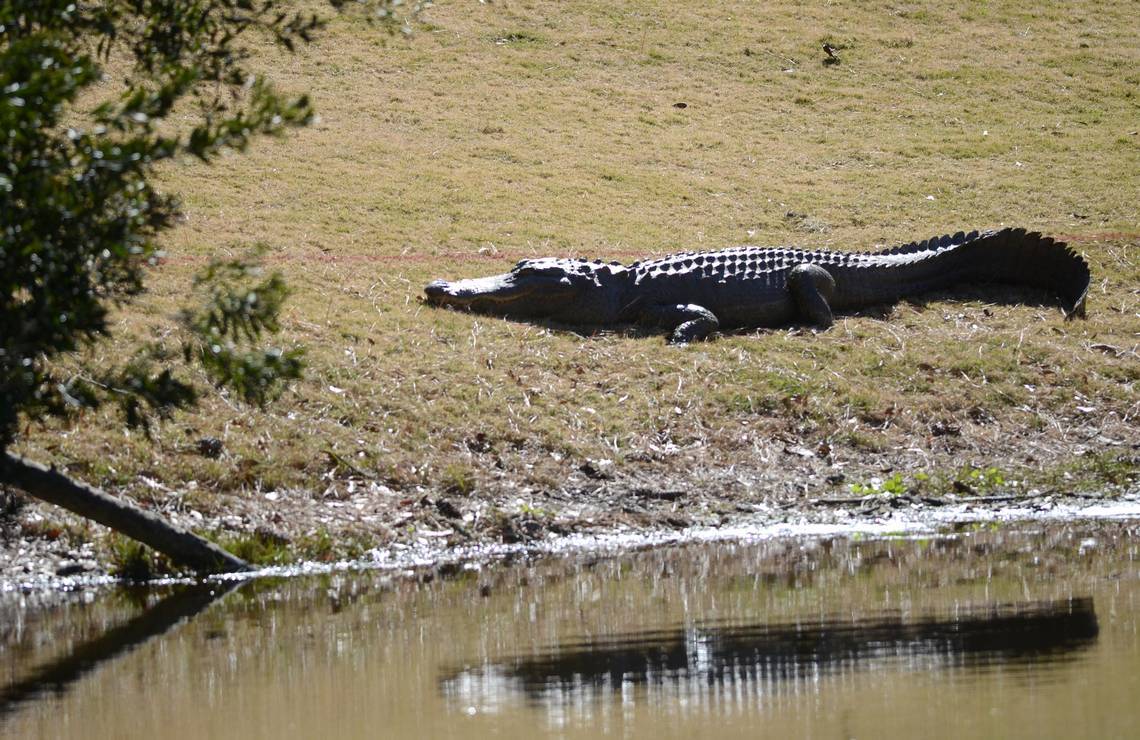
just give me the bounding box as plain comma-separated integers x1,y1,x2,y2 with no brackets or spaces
0,0,414,447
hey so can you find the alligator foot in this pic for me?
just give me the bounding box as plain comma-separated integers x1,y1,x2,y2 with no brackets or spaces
788,263,836,329
641,303,721,344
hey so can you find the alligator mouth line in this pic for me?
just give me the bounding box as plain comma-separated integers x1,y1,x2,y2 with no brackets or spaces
424,273,579,312
423,275,533,307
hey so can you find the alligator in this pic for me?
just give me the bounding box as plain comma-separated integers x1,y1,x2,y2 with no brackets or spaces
424,228,1089,343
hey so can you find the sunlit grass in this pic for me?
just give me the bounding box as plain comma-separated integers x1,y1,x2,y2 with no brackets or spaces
15,1,1138,548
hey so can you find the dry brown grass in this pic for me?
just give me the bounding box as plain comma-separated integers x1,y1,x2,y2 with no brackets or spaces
12,1,1138,559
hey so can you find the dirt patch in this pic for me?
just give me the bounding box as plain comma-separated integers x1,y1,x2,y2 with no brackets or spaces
3,406,1136,590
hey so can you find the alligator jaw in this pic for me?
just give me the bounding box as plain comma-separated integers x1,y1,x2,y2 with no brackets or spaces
424,273,527,307
424,272,575,314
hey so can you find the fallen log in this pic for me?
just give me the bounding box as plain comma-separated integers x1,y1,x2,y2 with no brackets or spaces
1,452,250,575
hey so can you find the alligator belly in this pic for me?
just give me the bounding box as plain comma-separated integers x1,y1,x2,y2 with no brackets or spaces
640,277,797,330
714,298,796,329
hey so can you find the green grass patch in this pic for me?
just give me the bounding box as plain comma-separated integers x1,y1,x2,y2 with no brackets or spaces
108,536,176,581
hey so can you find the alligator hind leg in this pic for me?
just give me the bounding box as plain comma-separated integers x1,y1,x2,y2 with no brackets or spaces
788,263,836,329
640,303,720,344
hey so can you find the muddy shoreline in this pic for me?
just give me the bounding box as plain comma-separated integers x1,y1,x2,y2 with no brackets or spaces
3,476,1138,594
3,398,1136,593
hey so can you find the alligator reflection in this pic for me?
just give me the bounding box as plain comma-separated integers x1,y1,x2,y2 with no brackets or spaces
441,598,1098,712
0,583,236,717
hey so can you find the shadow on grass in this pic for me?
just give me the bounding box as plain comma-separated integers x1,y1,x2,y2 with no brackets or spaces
432,280,1076,343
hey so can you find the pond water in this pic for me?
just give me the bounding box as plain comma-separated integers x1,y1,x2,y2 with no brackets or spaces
2,521,1138,739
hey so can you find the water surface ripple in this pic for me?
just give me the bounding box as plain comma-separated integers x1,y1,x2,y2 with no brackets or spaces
2,522,1137,738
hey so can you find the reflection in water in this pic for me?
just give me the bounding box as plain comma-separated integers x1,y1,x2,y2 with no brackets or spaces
441,598,1098,714
1,524,1137,739
0,583,234,716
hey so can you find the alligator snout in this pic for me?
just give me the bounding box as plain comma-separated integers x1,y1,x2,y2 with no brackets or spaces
423,272,527,308
423,277,493,306
424,279,451,302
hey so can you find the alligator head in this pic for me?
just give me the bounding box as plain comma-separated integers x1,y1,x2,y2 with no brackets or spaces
424,258,629,324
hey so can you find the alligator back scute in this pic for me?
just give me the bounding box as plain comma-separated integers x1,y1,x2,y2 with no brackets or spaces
873,229,980,257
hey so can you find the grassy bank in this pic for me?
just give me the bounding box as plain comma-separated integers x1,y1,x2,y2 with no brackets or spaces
10,0,1138,566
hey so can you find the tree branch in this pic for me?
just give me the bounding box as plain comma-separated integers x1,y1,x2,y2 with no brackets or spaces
0,452,250,575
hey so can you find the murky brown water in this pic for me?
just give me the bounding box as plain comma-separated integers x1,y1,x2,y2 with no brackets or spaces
3,521,1138,739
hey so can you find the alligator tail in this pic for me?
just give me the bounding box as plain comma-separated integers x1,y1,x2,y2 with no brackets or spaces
969,228,1090,319
863,228,1090,318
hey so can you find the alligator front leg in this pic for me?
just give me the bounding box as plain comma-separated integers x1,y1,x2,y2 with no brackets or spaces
788,263,836,329
640,303,721,344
